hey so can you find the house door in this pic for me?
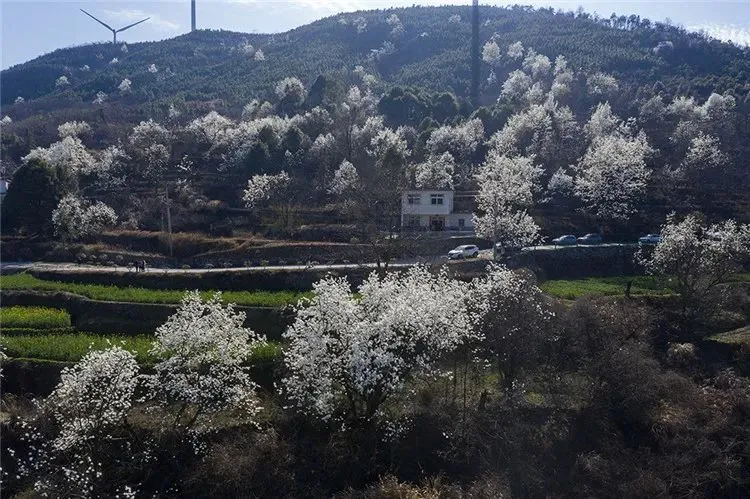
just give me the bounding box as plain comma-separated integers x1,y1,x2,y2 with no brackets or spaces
429,216,445,231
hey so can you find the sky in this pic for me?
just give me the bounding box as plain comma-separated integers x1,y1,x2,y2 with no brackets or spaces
2,0,750,69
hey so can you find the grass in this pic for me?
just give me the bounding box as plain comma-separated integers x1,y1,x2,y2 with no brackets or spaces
540,275,675,299
0,333,283,365
0,306,71,329
0,334,154,363
0,273,310,307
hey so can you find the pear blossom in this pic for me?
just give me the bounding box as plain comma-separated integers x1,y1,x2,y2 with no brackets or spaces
109,57,119,65
482,40,502,66
329,159,360,195
58,120,91,139
414,152,455,190
118,78,132,94
473,154,543,248
47,347,139,452
501,70,533,101
93,91,107,104
52,195,117,240
254,49,265,61
574,132,653,222
23,135,95,173
147,292,266,417
507,41,525,59
586,72,619,95
641,214,750,311
282,267,472,421
243,171,291,208
14,96,25,104
148,63,158,73
55,75,70,87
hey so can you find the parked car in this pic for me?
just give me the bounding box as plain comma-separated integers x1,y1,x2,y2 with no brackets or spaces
448,245,480,259
638,233,662,245
552,235,577,246
577,233,603,245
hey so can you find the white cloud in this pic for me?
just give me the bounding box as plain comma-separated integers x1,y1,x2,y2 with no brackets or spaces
101,9,180,32
688,23,750,46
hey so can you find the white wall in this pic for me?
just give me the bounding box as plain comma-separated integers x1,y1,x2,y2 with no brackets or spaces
401,190,453,216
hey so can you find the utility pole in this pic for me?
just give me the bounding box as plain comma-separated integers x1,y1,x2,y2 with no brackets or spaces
165,185,174,257
471,0,480,108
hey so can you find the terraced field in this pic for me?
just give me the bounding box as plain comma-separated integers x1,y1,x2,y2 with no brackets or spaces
1,273,311,307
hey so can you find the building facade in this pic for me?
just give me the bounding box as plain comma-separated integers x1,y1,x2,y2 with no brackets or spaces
401,190,474,232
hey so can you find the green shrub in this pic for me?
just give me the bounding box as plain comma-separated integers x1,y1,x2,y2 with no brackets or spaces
0,327,75,336
0,273,310,307
0,306,71,329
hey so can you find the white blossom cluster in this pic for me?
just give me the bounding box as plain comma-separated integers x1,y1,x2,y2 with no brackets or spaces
386,13,405,38
48,347,139,452
282,266,472,421
118,78,132,94
52,195,118,240
473,154,543,247
58,120,91,138
414,151,456,190
328,159,360,195
243,171,291,208
642,214,750,298
146,291,266,420
23,135,96,174
55,75,70,87
425,118,484,166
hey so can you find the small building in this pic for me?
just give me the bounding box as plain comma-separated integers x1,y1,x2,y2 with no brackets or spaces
401,190,474,232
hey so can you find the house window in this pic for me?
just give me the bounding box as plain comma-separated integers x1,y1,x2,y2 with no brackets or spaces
407,194,421,205
430,194,444,205
458,218,465,228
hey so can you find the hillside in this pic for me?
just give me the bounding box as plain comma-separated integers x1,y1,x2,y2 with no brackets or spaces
3,5,750,117
2,4,750,250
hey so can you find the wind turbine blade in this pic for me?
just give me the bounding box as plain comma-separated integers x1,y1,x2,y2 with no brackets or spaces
117,17,150,33
80,9,115,32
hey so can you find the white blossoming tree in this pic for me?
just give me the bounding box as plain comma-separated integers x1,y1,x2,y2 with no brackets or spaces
127,119,172,180
57,120,91,139
507,41,524,60
574,132,653,223
275,77,307,114
23,347,142,497
23,135,96,174
52,195,118,241
118,78,132,94
55,75,70,88
473,154,543,254
469,265,552,390
413,151,455,190
282,267,471,422
147,292,266,427
640,214,750,321
328,159,360,195
243,171,294,228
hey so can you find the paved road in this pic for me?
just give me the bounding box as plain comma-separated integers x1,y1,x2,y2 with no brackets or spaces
0,260,420,275
0,243,642,275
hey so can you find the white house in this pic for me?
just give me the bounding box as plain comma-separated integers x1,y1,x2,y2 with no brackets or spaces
401,190,474,232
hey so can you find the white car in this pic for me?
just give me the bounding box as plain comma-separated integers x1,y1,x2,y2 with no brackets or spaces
448,245,480,259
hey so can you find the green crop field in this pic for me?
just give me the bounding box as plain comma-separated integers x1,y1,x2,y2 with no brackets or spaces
0,273,310,307
0,306,71,329
0,333,282,365
540,275,675,300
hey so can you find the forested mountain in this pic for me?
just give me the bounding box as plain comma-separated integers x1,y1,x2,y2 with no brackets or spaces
3,5,750,119
2,4,750,243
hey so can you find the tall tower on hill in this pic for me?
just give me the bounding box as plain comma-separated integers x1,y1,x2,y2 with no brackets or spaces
471,0,480,107
191,0,196,32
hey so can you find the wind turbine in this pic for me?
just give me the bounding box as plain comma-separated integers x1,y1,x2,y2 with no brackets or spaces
80,9,150,45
